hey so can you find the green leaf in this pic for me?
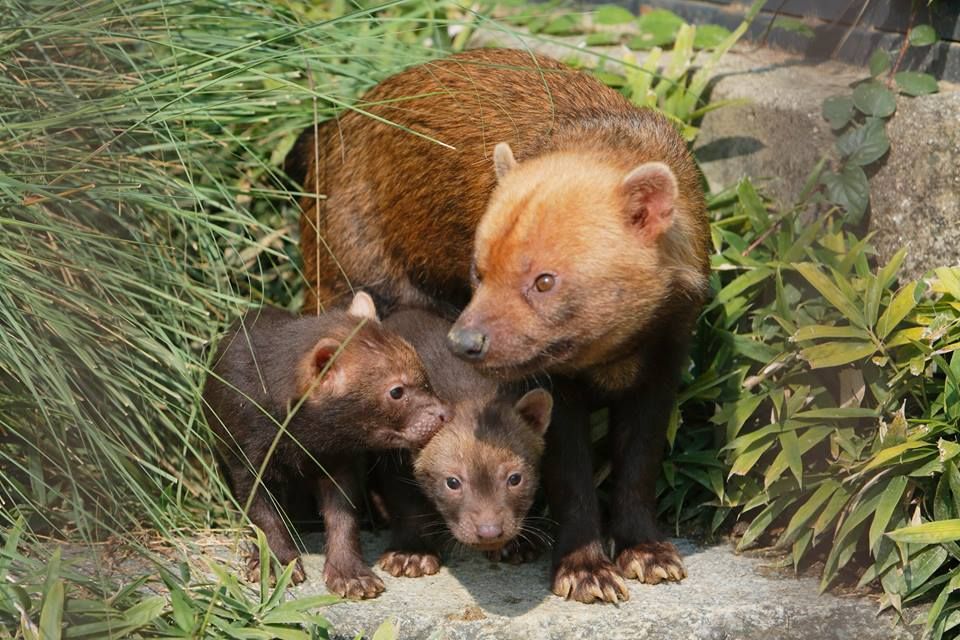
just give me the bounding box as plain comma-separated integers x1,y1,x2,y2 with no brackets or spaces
543,15,581,35
877,282,918,340
792,325,870,342
737,496,793,550
594,5,634,25
793,407,878,419
888,520,960,544
869,475,908,553
822,95,855,130
39,580,64,640
821,164,870,223
895,71,939,97
171,588,195,632
772,17,814,38
869,49,891,77
715,267,773,304
864,441,930,471
800,340,877,368
780,480,839,547
909,24,938,47
780,430,803,487
693,24,732,49
852,80,897,118
737,178,770,232
584,32,622,46
631,9,683,49
372,619,399,640
836,118,889,166
794,263,866,327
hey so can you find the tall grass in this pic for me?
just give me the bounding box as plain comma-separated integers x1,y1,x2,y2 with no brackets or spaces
0,0,465,545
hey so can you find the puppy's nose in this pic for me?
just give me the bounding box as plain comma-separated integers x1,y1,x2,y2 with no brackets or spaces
476,523,503,540
447,326,488,360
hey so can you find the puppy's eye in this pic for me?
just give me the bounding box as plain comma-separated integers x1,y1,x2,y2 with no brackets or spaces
445,477,461,490
389,386,404,400
533,273,555,292
507,473,522,487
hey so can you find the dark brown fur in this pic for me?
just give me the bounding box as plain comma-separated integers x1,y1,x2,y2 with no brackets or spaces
372,308,551,577
203,294,448,597
291,48,710,603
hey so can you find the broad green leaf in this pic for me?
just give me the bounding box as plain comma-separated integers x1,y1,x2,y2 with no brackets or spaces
836,118,889,166
909,24,938,47
895,71,939,97
724,393,766,441
372,619,399,640
792,325,869,342
935,267,960,300
728,437,774,477
594,5,634,25
821,164,870,223
171,588,195,632
864,441,929,471
869,49,891,77
780,480,839,546
781,430,803,487
631,9,683,48
877,282,918,339
869,475,908,552
584,32,621,46
543,15,581,35
737,178,770,232
852,80,897,118
794,263,866,327
693,24,732,49
822,95,854,130
715,267,773,304
888,520,960,544
905,545,949,593
39,580,64,640
737,496,793,550
793,407,878,419
800,340,876,369
814,485,852,537
772,17,814,38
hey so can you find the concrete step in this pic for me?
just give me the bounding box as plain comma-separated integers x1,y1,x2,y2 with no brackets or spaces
293,532,917,640
469,29,960,279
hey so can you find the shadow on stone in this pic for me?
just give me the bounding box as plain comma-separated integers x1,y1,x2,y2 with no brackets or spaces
695,136,765,164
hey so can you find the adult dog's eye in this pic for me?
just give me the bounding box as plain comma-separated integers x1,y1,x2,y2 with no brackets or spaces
534,273,555,292
445,477,462,490
507,473,522,487
389,386,404,400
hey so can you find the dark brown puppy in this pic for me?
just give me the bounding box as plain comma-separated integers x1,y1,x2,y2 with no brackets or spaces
291,48,710,603
203,292,448,598
373,308,551,578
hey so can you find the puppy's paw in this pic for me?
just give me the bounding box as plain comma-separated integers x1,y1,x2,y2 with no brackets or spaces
379,550,441,578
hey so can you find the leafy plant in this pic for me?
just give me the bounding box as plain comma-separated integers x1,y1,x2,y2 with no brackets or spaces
818,21,939,224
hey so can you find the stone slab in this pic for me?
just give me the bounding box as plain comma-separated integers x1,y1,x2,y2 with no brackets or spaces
293,532,917,640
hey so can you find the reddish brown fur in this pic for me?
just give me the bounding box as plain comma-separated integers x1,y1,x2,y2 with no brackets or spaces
290,48,710,603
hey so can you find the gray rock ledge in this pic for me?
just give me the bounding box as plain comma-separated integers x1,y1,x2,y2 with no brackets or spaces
293,532,917,640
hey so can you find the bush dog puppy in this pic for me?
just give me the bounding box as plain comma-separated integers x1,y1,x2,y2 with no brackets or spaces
203,292,448,598
373,308,552,578
290,48,710,603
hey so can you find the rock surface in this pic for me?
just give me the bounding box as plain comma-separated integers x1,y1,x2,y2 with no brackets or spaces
470,28,960,279
294,532,917,640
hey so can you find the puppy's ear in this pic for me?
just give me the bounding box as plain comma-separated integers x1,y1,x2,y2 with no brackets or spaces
493,142,518,181
514,389,553,436
347,291,378,322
